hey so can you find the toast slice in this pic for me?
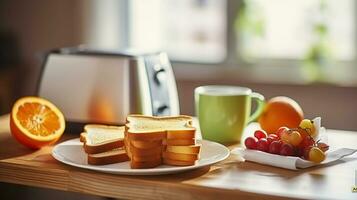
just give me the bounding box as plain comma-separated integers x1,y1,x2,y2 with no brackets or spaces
129,145,163,157
163,145,200,166
165,139,196,146
167,130,195,140
130,158,162,169
125,115,195,140
83,125,125,154
130,139,162,149
87,149,129,165
163,158,196,166
80,132,87,143
166,144,201,154
162,151,199,162
132,154,162,162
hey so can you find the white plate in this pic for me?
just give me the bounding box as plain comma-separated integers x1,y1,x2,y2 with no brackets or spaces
52,138,230,175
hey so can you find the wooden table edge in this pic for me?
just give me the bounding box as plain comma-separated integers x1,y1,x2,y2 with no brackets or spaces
0,160,302,200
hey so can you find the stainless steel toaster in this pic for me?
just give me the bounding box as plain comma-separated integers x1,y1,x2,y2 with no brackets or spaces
37,47,180,125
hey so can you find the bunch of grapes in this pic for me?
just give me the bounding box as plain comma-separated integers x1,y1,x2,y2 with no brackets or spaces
244,119,329,163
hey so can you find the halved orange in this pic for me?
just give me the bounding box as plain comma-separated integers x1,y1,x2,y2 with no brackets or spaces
10,96,65,149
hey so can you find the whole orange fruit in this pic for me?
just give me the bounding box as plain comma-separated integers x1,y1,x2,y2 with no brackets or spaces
10,96,65,149
258,96,304,134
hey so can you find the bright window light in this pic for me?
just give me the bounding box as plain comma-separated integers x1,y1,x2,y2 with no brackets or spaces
129,0,227,63
240,0,355,60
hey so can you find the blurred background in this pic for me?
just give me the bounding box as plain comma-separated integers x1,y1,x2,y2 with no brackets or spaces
1,0,357,199
1,0,357,131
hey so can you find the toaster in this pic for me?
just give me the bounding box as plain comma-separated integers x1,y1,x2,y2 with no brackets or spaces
37,47,180,125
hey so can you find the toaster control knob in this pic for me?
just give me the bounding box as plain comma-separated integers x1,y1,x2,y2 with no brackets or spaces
156,104,169,115
153,68,166,85
153,101,169,115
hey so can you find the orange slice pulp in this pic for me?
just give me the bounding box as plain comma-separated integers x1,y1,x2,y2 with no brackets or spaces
10,96,65,149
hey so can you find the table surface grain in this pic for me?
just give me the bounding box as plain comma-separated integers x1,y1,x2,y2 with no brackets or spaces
0,114,357,200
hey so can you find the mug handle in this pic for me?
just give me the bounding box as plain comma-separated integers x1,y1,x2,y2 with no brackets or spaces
248,92,265,123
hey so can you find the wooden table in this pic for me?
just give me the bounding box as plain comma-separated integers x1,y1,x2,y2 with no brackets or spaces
0,114,356,200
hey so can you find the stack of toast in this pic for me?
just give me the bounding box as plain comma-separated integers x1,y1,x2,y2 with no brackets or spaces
125,115,201,169
79,115,201,168
80,125,129,165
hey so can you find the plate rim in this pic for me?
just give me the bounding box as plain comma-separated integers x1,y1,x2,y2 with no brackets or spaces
52,138,230,175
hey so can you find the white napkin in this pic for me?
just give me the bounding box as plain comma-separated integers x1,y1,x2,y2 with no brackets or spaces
231,147,357,170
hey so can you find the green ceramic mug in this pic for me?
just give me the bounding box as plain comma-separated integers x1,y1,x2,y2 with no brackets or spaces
195,85,265,144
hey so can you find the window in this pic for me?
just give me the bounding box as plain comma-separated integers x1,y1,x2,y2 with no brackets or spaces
129,0,355,63
120,0,357,83
129,0,227,63
238,0,355,61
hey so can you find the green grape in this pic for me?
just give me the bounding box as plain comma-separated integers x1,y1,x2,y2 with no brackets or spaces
299,119,316,136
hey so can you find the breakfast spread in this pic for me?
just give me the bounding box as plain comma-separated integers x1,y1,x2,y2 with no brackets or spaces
10,95,352,172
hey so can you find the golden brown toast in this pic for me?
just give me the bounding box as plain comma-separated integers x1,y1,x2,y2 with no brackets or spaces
81,124,129,165
81,125,125,154
125,115,199,169
166,144,201,154
165,139,196,146
125,115,195,139
129,145,163,157
87,149,129,165
163,158,196,166
130,139,162,149
162,151,199,162
130,158,162,169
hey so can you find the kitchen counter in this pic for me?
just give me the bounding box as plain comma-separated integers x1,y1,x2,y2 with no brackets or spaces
0,114,356,200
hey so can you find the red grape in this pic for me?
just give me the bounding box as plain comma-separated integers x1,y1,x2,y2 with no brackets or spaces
276,127,288,138
267,134,279,144
296,147,305,157
269,140,282,154
317,142,329,152
299,136,315,149
256,138,269,152
280,143,295,156
254,130,267,140
303,146,313,159
244,137,258,149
